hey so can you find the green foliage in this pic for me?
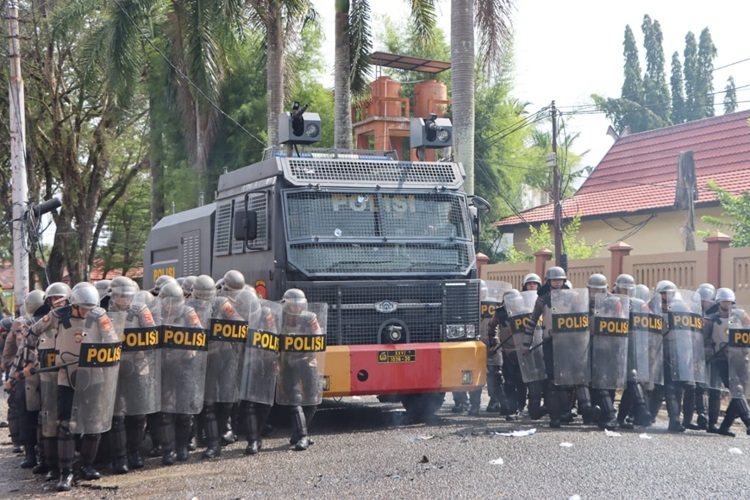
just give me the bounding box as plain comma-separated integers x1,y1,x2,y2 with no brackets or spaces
724,76,738,114
503,215,603,263
670,52,686,124
596,19,719,134
699,181,750,247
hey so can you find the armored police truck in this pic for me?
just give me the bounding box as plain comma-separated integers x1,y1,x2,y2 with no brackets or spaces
144,111,486,418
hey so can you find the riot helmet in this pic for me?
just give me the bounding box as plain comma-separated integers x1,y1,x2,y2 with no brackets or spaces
614,274,636,296
545,266,567,281
696,283,716,302
0,317,12,333
634,284,650,302
136,290,155,307
24,290,45,318
587,273,608,290
654,280,676,294
94,280,112,300
70,283,100,310
522,273,542,291
109,276,137,310
222,270,246,300
181,276,197,298
45,282,71,308
235,287,260,321
715,288,736,307
158,282,185,319
282,288,308,317
152,275,177,296
191,275,216,302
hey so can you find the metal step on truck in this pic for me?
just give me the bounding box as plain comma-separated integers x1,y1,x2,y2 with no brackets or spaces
143,108,487,419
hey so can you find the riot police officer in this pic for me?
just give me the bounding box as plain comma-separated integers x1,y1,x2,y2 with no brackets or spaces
522,273,542,292
190,274,244,459
523,266,590,428
588,273,625,430
492,289,527,419
613,274,653,429
682,283,715,430
107,276,159,473
276,289,326,450
703,288,750,436
155,282,207,465
28,282,120,491
5,290,46,470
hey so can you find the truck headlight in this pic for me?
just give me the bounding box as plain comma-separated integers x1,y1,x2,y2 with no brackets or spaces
446,324,466,339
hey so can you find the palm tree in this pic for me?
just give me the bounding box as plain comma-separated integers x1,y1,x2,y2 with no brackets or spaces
451,0,514,195
95,0,245,187
246,0,313,146
333,0,436,149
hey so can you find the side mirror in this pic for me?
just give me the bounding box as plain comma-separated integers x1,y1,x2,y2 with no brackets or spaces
233,209,258,241
469,206,480,236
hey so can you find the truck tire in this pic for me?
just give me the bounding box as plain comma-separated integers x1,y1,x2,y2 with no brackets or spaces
401,393,445,421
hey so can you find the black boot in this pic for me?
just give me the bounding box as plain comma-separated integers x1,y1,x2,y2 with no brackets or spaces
20,445,37,469
527,381,546,420
546,382,561,428
201,411,221,459
290,406,309,450
80,434,101,480
682,384,698,429
158,414,176,466
56,468,74,492
175,414,191,461
45,468,60,481
718,400,739,437
576,386,600,425
665,387,685,433
597,390,618,431
147,413,162,457
244,403,269,456
126,415,146,469
110,416,129,474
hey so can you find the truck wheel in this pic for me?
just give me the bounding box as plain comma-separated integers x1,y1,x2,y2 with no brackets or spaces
402,393,445,421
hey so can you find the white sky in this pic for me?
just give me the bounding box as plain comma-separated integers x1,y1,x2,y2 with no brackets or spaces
312,0,750,169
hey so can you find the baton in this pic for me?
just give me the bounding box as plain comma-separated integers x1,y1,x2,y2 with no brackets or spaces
529,336,550,352
705,343,729,364
489,334,515,354
30,360,79,375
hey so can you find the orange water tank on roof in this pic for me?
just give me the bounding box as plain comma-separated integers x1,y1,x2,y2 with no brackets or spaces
414,79,448,119
369,76,402,117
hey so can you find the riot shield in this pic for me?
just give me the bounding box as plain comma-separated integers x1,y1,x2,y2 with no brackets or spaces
481,281,510,366
551,288,590,386
70,312,121,434
204,296,247,404
240,301,282,405
24,371,41,412
666,289,702,384
112,298,161,416
648,317,665,389
591,294,630,390
508,291,546,383
628,298,658,384
160,304,209,414
727,308,750,399
276,303,328,406
37,330,58,438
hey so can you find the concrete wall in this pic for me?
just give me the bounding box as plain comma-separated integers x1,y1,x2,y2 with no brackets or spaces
507,205,726,257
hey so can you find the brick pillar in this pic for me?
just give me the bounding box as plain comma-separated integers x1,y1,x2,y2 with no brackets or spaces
704,232,732,287
476,252,490,279
608,241,633,282
534,248,553,278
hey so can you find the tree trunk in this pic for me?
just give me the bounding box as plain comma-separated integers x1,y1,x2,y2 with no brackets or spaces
149,97,165,226
334,2,352,149
451,0,475,195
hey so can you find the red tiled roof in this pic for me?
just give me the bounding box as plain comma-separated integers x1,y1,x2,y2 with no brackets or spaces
496,110,750,228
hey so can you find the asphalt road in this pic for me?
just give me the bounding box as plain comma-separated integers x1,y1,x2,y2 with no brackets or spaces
2,393,750,499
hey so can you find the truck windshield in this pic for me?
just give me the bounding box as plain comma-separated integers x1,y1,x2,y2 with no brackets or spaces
283,190,474,276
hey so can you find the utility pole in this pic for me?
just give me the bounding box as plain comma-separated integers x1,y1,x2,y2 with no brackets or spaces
7,0,29,312
548,101,564,269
